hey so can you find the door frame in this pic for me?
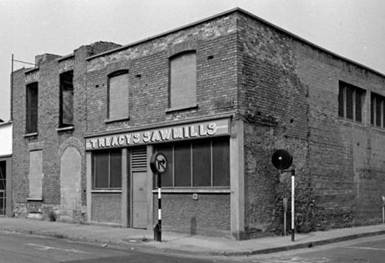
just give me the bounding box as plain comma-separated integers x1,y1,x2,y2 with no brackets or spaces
0,156,12,217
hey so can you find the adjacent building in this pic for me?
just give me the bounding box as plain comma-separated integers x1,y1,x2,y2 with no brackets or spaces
11,8,385,239
0,121,12,217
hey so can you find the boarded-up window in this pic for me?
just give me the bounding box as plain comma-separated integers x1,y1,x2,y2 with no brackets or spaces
92,149,122,189
338,81,365,122
170,52,196,108
26,82,38,133
108,71,129,120
154,138,229,188
29,150,43,200
59,71,74,127
371,92,385,128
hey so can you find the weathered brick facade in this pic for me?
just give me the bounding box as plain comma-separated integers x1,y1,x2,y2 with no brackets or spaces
11,8,385,239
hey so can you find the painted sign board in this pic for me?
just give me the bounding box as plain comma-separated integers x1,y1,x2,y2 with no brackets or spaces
85,118,230,150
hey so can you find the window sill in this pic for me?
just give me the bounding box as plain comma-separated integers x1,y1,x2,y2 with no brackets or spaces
165,104,198,113
370,125,385,133
26,197,43,202
104,117,130,124
24,132,38,138
91,189,122,193
56,126,74,132
151,188,231,194
338,118,365,128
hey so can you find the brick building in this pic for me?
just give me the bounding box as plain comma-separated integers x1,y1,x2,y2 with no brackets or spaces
11,8,385,239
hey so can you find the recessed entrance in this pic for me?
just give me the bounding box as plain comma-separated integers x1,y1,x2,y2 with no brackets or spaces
132,172,147,228
0,161,6,216
129,147,148,229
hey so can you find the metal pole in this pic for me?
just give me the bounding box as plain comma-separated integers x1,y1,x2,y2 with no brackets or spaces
283,197,287,236
10,54,14,121
291,169,295,242
157,172,162,241
383,205,384,224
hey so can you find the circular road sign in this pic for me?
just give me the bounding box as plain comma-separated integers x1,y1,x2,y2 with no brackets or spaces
271,149,293,170
150,152,168,174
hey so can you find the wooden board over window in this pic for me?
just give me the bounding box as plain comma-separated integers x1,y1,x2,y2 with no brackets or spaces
170,52,196,109
28,150,43,200
108,71,129,120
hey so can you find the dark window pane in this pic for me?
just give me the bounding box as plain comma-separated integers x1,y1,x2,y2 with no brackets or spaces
376,97,382,127
338,86,344,117
371,94,375,125
26,83,38,133
170,52,196,108
174,142,191,187
382,100,385,128
155,145,173,187
62,89,73,125
213,138,230,186
193,140,211,186
109,73,129,119
355,90,362,122
93,151,109,188
0,161,5,191
60,71,73,127
346,87,353,119
109,149,122,188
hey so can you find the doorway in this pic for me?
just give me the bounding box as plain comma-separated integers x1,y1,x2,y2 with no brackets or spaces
129,147,148,229
0,161,6,216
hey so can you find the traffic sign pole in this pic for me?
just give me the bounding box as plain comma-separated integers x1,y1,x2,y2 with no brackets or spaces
150,152,168,242
291,169,295,242
157,171,162,242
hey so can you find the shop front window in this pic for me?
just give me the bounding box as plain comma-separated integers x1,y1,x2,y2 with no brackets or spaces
92,149,122,189
154,137,229,188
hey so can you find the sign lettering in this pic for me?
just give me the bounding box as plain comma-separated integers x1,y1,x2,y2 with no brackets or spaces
85,119,229,150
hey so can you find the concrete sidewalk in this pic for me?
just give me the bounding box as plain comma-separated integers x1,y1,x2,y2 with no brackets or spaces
0,217,384,256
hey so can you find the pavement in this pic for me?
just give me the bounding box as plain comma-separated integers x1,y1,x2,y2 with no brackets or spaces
0,217,384,256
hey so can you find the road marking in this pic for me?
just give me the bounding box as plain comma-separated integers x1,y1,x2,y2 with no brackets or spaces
26,243,90,254
346,246,385,251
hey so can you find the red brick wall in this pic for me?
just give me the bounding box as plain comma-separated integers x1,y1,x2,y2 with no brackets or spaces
85,15,238,132
11,43,119,219
238,12,385,236
153,194,230,236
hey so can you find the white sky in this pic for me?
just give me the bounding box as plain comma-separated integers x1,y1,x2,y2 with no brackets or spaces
0,0,384,121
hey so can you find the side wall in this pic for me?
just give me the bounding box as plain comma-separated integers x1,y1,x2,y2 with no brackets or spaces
238,12,385,236
294,40,385,228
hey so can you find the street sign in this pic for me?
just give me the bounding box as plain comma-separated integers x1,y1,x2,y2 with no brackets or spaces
272,149,293,170
150,152,168,174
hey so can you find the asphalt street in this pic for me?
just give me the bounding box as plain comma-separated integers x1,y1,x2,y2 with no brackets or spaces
243,235,385,263
2,231,385,262
0,231,228,263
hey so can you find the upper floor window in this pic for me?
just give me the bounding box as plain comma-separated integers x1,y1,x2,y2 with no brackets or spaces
107,70,129,121
59,71,74,128
371,92,385,128
26,82,38,134
338,81,365,122
169,51,197,109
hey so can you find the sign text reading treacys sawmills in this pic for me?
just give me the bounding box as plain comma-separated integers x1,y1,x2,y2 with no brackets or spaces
85,119,229,150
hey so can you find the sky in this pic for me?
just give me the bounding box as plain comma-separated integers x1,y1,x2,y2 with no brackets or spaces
0,0,384,122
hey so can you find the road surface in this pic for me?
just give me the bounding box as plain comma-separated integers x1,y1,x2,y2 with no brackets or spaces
2,231,385,262
0,231,227,263
244,234,385,263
